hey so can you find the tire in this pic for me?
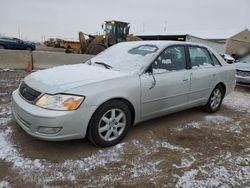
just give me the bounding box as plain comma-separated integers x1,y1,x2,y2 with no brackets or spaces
26,47,32,51
202,85,225,113
87,100,132,147
0,45,5,49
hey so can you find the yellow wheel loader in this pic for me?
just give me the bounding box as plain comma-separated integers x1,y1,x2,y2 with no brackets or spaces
79,20,141,55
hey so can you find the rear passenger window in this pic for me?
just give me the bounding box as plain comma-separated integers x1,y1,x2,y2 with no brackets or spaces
188,47,214,69
152,46,186,73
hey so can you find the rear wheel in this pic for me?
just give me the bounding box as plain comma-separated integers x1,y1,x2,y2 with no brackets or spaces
202,85,225,113
0,45,5,49
87,100,131,147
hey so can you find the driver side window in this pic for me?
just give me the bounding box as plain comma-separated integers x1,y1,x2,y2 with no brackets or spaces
152,46,186,74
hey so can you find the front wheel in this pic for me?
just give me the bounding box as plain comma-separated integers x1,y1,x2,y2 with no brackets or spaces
87,100,131,147
202,85,225,113
0,45,5,49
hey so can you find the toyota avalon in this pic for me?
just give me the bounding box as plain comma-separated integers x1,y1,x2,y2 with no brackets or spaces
12,41,235,147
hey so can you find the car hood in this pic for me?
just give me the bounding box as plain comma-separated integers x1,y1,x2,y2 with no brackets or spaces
236,63,250,71
24,64,129,94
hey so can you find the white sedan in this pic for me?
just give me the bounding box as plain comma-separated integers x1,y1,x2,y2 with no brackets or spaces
12,41,235,147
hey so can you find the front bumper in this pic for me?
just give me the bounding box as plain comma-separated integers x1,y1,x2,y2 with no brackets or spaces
236,75,250,87
12,89,96,141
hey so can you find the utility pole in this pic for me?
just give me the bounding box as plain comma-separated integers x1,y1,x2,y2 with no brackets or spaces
18,24,20,38
164,21,167,32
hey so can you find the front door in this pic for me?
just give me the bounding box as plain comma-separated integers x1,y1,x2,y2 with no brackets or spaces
140,45,190,120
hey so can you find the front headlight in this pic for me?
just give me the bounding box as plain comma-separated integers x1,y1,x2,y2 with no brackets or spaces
35,94,85,111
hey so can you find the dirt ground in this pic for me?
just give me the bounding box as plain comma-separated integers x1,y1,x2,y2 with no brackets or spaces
0,70,250,188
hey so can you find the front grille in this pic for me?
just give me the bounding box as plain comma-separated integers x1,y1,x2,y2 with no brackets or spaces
237,70,250,77
19,82,41,103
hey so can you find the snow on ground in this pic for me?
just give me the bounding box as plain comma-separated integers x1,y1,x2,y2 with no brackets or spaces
204,115,231,124
173,122,201,132
0,111,175,186
0,181,11,188
0,103,12,127
176,151,250,188
173,113,246,134
173,156,196,169
0,124,127,185
1,86,250,186
223,91,250,113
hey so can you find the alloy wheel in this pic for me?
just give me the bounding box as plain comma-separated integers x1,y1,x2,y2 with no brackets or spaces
98,108,126,142
210,88,222,110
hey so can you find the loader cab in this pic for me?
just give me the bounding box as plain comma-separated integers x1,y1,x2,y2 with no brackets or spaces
104,21,130,45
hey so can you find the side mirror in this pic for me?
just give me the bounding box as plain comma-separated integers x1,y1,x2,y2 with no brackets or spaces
102,24,104,29
146,65,153,74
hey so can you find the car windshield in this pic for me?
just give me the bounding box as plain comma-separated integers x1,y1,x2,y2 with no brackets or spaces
90,42,161,73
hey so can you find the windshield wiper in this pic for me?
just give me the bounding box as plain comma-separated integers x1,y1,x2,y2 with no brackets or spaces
94,62,112,69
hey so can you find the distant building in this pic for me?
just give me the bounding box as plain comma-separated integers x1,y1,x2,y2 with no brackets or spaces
225,29,250,57
136,29,250,55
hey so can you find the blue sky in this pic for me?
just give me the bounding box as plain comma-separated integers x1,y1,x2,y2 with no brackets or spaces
0,0,249,41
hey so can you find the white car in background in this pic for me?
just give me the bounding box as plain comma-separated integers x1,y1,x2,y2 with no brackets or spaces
12,41,235,147
236,55,250,86
221,54,235,64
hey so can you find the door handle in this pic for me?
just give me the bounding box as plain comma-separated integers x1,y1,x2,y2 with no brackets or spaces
212,74,216,77
182,79,189,82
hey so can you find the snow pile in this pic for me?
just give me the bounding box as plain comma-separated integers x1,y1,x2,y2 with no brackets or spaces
223,91,250,113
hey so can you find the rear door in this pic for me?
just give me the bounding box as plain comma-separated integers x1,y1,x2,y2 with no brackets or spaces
140,45,191,119
188,46,219,104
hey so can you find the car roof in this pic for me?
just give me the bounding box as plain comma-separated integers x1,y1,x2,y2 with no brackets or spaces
0,37,19,40
120,40,210,49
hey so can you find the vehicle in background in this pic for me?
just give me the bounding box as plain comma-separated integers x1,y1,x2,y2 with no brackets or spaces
236,55,250,86
0,37,36,51
44,38,62,47
57,40,80,49
44,38,80,53
79,20,141,55
12,41,235,147
221,54,235,64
